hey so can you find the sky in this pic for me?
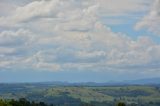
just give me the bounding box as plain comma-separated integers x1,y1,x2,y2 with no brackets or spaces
0,0,160,83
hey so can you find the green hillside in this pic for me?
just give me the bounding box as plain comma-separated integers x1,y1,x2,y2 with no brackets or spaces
0,84,160,106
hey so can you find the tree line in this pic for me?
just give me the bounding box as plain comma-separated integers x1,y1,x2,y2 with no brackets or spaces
0,98,126,106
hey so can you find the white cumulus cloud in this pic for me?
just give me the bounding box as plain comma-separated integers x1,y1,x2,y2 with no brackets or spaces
0,0,160,74
135,0,160,35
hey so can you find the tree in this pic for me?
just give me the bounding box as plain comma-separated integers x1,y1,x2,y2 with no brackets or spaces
117,102,126,106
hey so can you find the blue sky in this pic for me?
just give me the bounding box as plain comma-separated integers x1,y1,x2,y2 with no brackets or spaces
0,0,160,83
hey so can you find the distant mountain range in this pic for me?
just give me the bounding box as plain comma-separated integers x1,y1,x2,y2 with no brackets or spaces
123,77,160,85
33,77,160,86
62,77,160,86
1,77,160,86
65,77,160,86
